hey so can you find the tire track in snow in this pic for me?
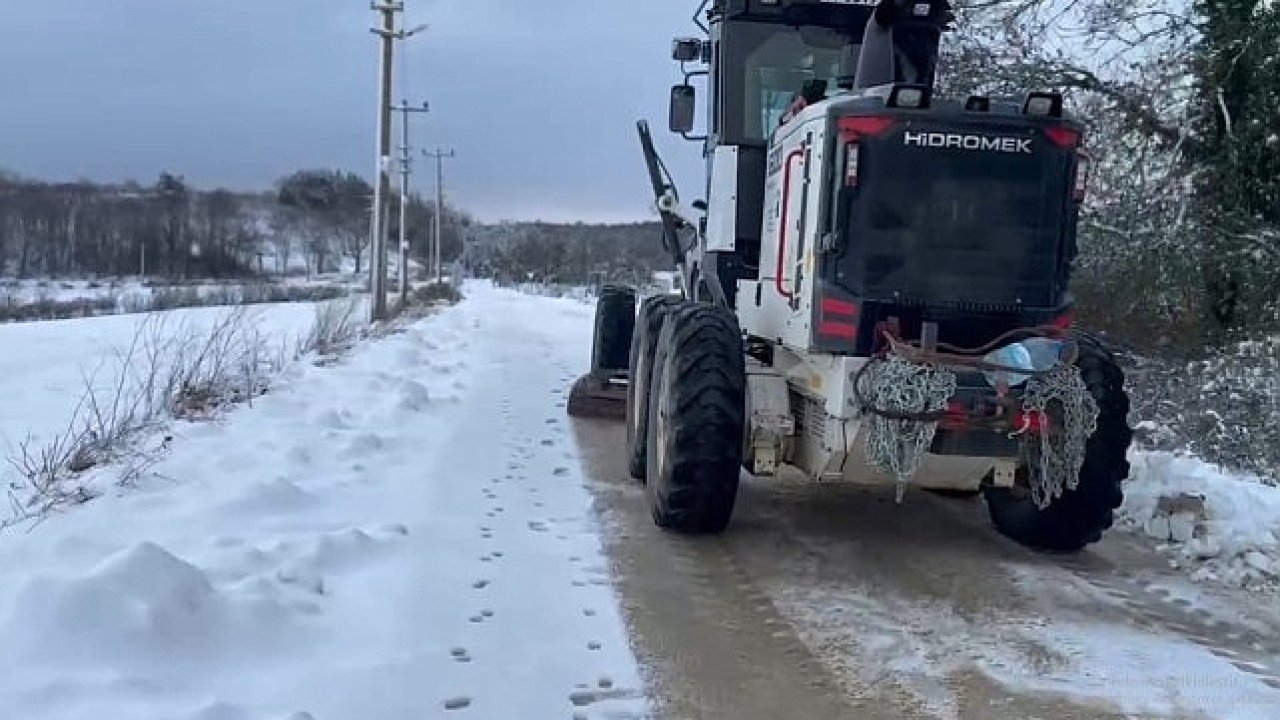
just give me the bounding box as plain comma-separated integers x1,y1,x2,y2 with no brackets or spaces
1051,555,1280,690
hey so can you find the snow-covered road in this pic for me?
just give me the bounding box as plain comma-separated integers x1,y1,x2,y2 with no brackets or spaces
0,285,644,720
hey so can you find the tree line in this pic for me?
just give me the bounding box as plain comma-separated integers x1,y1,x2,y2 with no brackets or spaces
0,170,473,281
468,221,672,288
943,0,1279,351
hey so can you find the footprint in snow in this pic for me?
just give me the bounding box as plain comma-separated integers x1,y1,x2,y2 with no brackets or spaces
540,439,556,446
569,687,630,707
345,433,386,456
472,579,490,589
443,697,471,710
276,566,326,596
316,408,355,430
583,608,597,617
553,467,570,477
287,446,314,466
527,521,549,533
397,381,432,412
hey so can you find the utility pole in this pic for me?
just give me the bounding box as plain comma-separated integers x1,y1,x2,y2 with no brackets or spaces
392,99,430,307
423,147,456,283
368,2,427,322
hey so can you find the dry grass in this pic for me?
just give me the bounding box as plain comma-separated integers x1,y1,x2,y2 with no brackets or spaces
1,303,334,530
296,297,364,358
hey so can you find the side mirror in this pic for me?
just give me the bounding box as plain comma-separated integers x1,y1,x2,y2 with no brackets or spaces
671,37,703,63
669,85,696,135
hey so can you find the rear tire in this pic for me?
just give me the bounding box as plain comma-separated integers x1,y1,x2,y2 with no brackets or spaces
645,304,745,534
590,286,636,375
983,339,1133,552
626,295,683,480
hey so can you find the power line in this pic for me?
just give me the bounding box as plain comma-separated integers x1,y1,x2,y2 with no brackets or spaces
422,148,456,284
367,1,426,322
392,100,430,307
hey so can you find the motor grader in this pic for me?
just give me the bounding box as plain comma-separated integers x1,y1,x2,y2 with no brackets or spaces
568,0,1133,552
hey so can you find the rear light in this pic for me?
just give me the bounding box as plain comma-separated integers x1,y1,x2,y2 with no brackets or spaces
1073,153,1091,202
1044,126,1090,204
839,116,894,188
1014,411,1049,434
818,321,857,339
1049,309,1075,330
1044,126,1081,149
817,297,859,342
844,143,861,187
838,116,895,142
940,401,969,430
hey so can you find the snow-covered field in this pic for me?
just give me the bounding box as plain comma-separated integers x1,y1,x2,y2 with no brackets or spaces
0,276,364,324
0,284,644,720
1,278,150,304
1,275,365,303
0,303,331,453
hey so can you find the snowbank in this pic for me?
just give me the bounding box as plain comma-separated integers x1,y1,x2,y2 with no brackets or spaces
1121,451,1280,589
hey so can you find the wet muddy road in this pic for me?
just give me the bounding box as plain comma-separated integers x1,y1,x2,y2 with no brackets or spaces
570,417,1280,720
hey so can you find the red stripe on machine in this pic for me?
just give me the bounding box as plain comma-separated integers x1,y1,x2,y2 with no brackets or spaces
821,298,859,318
818,321,857,339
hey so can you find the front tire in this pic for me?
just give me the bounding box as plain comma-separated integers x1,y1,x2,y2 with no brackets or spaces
590,286,636,375
625,295,683,480
983,339,1132,552
645,304,745,534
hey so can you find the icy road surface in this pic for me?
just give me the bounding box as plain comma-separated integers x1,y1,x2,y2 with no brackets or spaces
575,415,1280,715
2,284,1278,720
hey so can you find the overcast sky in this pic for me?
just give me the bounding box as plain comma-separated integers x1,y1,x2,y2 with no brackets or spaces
0,1,706,222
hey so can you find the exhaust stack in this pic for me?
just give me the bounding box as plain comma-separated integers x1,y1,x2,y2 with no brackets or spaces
853,0,949,91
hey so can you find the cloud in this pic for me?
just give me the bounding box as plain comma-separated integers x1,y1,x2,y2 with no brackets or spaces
0,0,706,222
